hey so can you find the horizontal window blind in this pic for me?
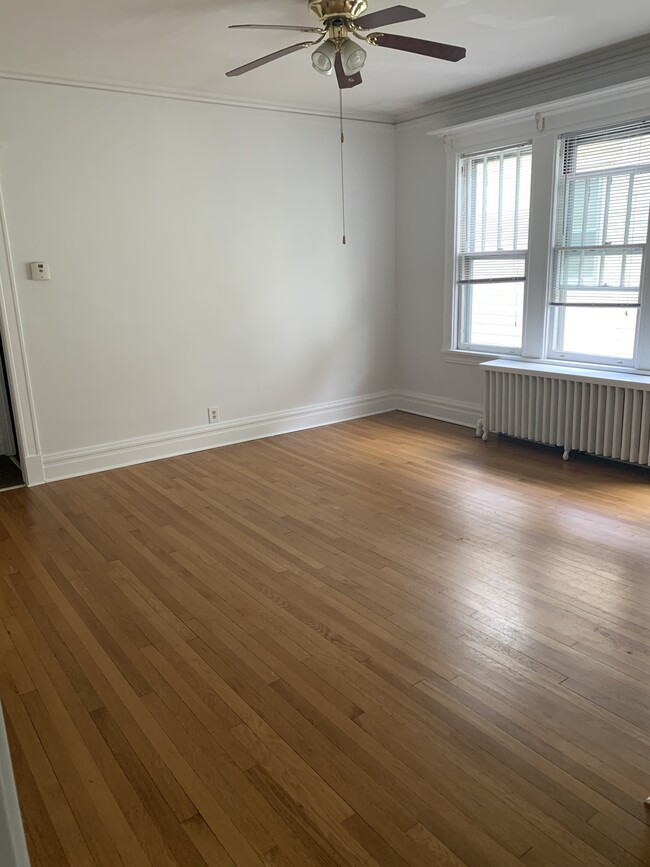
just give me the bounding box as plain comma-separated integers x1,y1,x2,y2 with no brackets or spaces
457,144,532,287
551,119,650,308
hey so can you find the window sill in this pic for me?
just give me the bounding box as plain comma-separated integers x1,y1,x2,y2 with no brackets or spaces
443,349,519,367
443,349,650,377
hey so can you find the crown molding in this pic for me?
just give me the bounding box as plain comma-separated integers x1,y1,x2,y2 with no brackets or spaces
0,70,394,125
2,33,650,130
426,76,650,140
396,33,650,129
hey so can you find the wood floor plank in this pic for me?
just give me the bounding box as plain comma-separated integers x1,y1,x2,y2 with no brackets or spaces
2,711,71,867
0,412,649,866
1,687,95,867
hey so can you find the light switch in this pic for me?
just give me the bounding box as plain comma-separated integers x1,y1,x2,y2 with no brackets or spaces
29,262,51,281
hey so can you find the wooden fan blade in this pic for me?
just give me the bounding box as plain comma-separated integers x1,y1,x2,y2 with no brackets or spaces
226,42,311,76
229,24,324,33
334,53,363,89
370,32,466,61
354,5,425,29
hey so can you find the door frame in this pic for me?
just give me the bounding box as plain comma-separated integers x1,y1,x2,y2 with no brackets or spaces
0,352,17,458
0,154,43,486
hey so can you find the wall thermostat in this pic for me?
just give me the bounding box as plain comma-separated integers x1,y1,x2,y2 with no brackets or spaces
29,262,51,281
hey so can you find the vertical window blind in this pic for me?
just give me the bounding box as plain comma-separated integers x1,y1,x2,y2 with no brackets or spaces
551,120,650,308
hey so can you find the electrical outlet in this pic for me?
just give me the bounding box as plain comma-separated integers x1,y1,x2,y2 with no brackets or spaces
208,406,219,424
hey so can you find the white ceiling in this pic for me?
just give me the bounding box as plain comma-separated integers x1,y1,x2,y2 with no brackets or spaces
1,0,650,119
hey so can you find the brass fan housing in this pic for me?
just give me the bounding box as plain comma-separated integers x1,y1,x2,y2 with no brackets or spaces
308,1,368,21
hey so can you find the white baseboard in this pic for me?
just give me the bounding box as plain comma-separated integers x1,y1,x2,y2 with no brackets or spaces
21,453,45,487
42,391,396,482
39,389,481,484
395,389,482,429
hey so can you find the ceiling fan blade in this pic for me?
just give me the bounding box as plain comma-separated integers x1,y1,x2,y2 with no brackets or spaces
229,24,324,33
354,5,425,29
369,32,466,62
226,42,312,77
334,53,363,89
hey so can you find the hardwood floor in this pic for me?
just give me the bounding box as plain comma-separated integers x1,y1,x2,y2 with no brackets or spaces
1,411,650,866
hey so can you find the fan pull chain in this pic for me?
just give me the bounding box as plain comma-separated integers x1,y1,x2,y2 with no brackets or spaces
339,88,347,246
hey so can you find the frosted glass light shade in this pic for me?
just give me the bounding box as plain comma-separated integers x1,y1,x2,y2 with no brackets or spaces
340,39,367,74
312,40,337,75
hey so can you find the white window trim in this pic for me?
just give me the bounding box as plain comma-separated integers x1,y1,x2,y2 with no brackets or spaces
440,89,650,375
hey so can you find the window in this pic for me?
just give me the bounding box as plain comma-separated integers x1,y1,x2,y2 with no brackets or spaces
456,143,532,352
450,117,650,369
548,120,650,363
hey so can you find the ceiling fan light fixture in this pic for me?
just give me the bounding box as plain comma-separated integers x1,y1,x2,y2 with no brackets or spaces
312,39,337,74
226,5,467,85
340,38,367,75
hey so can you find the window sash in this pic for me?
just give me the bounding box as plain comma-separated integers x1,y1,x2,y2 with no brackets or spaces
547,305,639,364
550,122,650,320
458,251,527,285
550,245,644,307
457,282,525,353
456,143,532,350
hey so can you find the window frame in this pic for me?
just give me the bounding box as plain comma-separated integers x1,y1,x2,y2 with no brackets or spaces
444,104,650,375
454,142,532,356
545,126,650,366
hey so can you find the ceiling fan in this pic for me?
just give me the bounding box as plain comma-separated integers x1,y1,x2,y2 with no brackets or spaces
225,1,466,89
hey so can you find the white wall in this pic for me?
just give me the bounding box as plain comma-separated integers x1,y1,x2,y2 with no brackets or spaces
0,79,396,474
395,118,483,422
